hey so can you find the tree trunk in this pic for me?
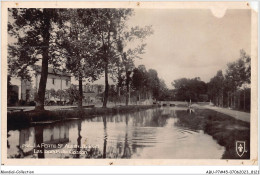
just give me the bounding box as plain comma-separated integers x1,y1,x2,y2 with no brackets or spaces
60,77,62,104
222,91,224,107
237,91,240,110
117,61,121,98
243,89,246,111
234,92,236,109
118,87,121,104
138,92,141,105
117,86,120,96
125,71,130,106
35,10,51,111
230,93,233,108
227,92,230,108
78,76,83,109
103,61,109,108
234,93,236,108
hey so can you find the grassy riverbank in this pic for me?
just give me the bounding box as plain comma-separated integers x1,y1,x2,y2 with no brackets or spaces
175,109,250,159
7,105,158,130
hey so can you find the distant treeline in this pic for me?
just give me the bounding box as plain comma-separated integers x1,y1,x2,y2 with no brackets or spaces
170,49,251,112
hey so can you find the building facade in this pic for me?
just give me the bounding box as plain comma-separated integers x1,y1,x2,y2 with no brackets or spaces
9,66,71,105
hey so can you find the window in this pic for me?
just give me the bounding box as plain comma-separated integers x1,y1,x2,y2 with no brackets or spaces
52,78,55,85
66,80,69,86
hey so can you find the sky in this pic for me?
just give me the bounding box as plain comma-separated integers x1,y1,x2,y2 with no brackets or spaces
127,9,251,88
90,9,251,88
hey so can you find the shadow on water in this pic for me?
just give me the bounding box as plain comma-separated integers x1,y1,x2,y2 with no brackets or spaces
35,126,44,158
74,120,82,159
102,116,107,158
174,110,205,131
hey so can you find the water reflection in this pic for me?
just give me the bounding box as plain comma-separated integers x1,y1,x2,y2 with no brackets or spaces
102,116,107,158
122,115,131,158
35,126,44,158
7,107,225,159
74,120,82,159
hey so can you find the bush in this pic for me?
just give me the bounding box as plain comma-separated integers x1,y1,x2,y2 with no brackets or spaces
29,101,36,106
18,100,26,106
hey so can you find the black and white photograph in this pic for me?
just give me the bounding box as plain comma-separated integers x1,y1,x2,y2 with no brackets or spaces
1,1,258,167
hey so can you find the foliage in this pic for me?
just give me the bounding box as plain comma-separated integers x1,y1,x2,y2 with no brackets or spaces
65,86,80,104
132,65,148,94
7,75,18,105
44,86,80,105
208,70,224,105
90,9,134,107
131,65,167,101
58,9,103,82
115,24,153,105
208,49,251,110
8,8,66,110
172,77,207,102
225,49,251,90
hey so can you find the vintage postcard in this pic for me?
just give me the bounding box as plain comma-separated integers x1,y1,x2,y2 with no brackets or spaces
1,1,258,166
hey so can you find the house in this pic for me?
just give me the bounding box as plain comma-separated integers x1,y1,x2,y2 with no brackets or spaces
9,65,71,105
72,83,104,104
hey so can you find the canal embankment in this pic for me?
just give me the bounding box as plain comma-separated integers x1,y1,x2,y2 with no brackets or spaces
7,105,158,130
200,105,250,123
175,108,250,159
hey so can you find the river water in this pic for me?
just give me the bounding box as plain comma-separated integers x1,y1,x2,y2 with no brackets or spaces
7,107,225,159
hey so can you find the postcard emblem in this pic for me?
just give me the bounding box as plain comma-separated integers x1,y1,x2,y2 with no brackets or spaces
236,141,246,157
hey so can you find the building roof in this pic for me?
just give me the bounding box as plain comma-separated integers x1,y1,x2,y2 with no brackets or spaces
33,65,71,77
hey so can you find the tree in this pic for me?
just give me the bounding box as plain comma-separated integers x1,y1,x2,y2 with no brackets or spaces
172,77,207,102
208,70,224,106
8,8,65,110
224,49,251,110
58,9,103,108
116,26,153,105
56,89,66,104
108,84,118,105
147,69,160,100
91,9,133,107
132,65,148,100
114,59,125,97
207,49,251,110
64,85,80,105
7,75,18,105
239,50,251,111
158,79,170,101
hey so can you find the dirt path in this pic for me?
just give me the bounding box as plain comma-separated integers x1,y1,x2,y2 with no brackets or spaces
7,106,76,112
200,105,250,123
